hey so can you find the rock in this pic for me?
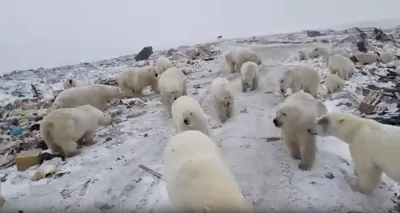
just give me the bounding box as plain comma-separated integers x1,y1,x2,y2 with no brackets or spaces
324,172,335,179
10,118,19,125
30,123,40,132
217,35,222,39
356,40,368,52
193,84,201,89
36,140,48,150
135,46,153,61
306,30,322,37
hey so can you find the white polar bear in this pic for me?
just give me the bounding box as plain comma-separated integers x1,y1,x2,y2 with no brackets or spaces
63,78,86,90
376,51,399,64
171,95,210,136
158,67,187,117
116,65,159,98
273,91,327,170
164,130,250,213
308,112,400,195
210,77,234,123
324,73,345,94
52,84,124,111
308,46,349,59
240,61,260,92
298,50,308,60
225,47,262,73
154,56,173,75
279,66,320,98
327,54,356,80
350,52,379,65
41,104,112,157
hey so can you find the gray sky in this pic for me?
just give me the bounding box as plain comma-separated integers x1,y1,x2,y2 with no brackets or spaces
1,0,400,73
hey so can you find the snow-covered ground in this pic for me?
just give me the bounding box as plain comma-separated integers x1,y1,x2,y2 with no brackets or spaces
1,29,400,212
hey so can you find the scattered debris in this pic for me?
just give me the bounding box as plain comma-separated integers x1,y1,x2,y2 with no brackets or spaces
138,164,163,180
306,30,322,37
16,149,42,171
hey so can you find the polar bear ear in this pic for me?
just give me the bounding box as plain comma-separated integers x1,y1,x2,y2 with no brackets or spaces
338,119,345,123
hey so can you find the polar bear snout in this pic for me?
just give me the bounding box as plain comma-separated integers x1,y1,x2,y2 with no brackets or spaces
273,118,282,127
307,128,317,135
183,118,189,125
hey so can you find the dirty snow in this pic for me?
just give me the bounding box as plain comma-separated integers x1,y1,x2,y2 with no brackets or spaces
1,28,400,212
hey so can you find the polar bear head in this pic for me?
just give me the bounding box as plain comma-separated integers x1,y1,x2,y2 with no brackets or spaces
181,110,203,128
307,112,362,140
144,65,160,79
101,85,124,101
63,78,77,89
80,104,112,126
308,47,328,59
251,53,262,65
278,70,293,94
273,104,303,129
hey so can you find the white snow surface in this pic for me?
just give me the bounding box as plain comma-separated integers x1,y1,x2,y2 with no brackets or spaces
1,34,400,212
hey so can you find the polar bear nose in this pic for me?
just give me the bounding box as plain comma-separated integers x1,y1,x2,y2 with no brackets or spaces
226,102,230,106
183,118,189,125
307,128,316,135
272,118,281,127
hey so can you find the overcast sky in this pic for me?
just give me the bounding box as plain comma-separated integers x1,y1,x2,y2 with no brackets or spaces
1,0,400,74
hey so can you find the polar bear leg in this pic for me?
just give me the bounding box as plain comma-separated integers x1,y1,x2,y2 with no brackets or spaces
298,133,316,170
122,86,136,98
252,77,258,91
226,104,233,119
81,130,96,145
348,145,382,194
241,80,247,92
182,82,188,96
59,140,80,157
216,104,227,123
45,141,63,154
309,84,319,98
150,81,159,93
235,60,244,73
290,85,300,94
339,69,349,80
282,131,301,160
165,104,172,118
226,55,236,73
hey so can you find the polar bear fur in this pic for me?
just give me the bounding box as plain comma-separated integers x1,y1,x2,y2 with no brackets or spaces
240,61,260,92
117,65,159,98
159,67,187,117
154,56,173,74
376,51,399,64
350,52,379,65
41,104,112,157
327,54,356,80
225,47,262,73
52,84,124,111
63,78,86,90
171,96,210,137
308,112,400,195
324,73,345,94
279,66,320,98
298,50,308,60
210,77,234,123
164,130,250,213
308,46,349,59
273,91,327,170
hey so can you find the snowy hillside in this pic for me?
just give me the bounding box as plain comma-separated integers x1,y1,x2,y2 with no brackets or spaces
1,26,400,212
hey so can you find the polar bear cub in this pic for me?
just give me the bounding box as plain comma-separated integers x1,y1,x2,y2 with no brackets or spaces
240,61,260,92
41,104,112,157
279,66,320,98
63,78,86,90
308,112,400,195
154,56,173,75
324,73,345,94
350,52,379,65
52,84,124,111
273,91,327,170
164,130,250,213
171,96,210,136
225,47,262,73
376,51,399,64
117,65,159,98
159,67,187,117
210,77,234,123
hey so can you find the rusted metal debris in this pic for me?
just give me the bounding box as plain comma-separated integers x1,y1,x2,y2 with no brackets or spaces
359,85,400,114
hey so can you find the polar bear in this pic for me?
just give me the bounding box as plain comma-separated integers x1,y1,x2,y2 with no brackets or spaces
279,66,320,98
41,104,112,157
349,52,379,65
308,112,400,195
154,56,173,75
52,84,123,111
158,67,187,117
298,50,308,60
273,91,327,170
240,61,260,92
171,95,210,136
63,78,86,90
324,73,345,94
164,130,250,213
116,65,159,98
327,54,356,80
225,47,262,73
308,46,349,59
376,51,399,64
210,77,234,123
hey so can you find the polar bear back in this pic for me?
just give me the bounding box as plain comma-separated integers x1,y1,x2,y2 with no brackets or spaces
164,130,249,212
158,67,186,93
286,66,319,87
328,54,354,70
53,84,122,110
240,61,259,80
